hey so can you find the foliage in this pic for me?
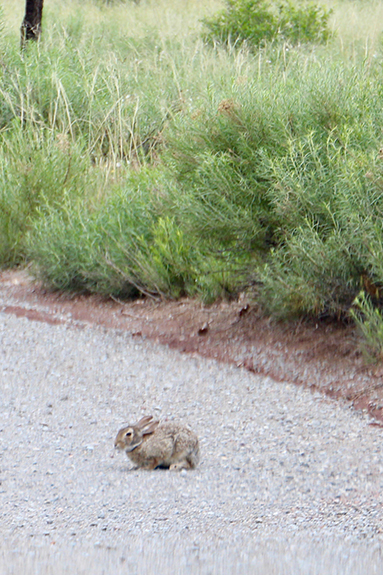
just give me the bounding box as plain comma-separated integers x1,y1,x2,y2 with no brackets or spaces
27,171,236,300
0,129,97,266
164,51,383,325
2,0,383,355
350,292,383,362
201,0,332,49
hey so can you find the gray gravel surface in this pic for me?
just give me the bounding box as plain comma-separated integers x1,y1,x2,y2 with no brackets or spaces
1,311,383,573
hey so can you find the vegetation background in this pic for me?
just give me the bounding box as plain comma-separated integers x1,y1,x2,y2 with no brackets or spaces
2,0,383,357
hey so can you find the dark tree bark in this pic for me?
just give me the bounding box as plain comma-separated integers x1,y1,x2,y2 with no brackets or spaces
21,0,44,47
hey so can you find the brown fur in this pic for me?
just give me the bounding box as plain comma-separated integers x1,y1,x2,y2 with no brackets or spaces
114,415,199,471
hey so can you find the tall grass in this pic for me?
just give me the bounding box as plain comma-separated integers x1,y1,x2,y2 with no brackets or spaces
326,0,383,56
0,127,102,265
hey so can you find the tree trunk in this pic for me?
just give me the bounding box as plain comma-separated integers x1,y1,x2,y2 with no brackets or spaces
21,0,44,47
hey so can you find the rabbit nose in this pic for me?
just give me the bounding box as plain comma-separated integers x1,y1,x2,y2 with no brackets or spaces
111,444,120,457
113,441,123,454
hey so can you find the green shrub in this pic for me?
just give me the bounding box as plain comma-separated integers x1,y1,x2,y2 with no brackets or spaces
0,128,97,266
27,170,237,300
163,52,383,321
257,225,363,319
202,0,332,49
351,292,383,362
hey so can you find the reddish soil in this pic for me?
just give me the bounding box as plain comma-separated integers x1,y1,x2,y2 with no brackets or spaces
1,269,383,424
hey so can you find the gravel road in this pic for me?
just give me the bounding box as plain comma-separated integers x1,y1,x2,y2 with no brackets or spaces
1,310,383,573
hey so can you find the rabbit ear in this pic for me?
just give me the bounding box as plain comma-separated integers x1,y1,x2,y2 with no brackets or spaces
135,415,154,429
142,421,160,435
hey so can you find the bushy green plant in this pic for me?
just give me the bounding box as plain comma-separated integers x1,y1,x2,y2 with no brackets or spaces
202,0,332,49
0,128,98,266
256,225,363,318
202,0,278,47
278,0,332,44
27,169,237,300
164,51,383,320
351,292,383,362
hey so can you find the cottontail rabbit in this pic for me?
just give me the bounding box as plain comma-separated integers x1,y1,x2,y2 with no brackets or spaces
114,415,199,471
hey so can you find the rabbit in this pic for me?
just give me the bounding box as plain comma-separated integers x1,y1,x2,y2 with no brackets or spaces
114,415,199,471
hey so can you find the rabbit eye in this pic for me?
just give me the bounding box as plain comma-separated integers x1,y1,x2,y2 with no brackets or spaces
125,431,133,437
